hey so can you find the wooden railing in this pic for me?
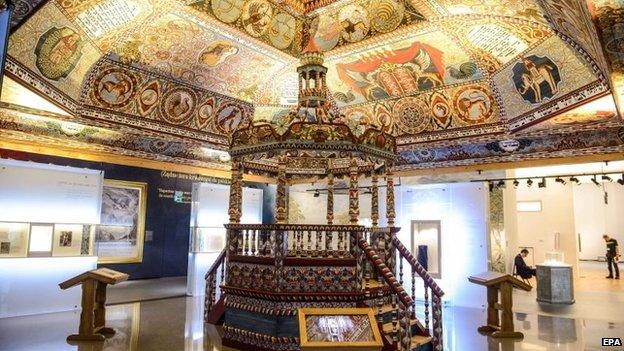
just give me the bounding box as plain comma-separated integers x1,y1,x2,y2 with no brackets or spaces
392,235,445,351
357,235,414,350
204,248,227,322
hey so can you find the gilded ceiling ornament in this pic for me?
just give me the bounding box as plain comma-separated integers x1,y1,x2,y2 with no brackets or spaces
93,68,138,108
34,26,84,81
338,4,370,43
268,12,296,49
452,85,493,124
160,87,197,125
211,0,245,24
370,0,404,34
393,97,430,134
241,0,273,37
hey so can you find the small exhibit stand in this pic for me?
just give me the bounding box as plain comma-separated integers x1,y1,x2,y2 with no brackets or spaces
60,268,129,341
536,264,575,304
468,271,532,339
186,183,263,296
297,308,383,351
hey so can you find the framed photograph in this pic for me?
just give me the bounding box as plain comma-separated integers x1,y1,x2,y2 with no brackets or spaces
94,179,147,264
298,308,383,351
0,222,30,258
52,224,84,257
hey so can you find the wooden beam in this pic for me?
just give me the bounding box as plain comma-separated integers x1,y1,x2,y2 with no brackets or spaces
0,139,275,183
394,152,624,178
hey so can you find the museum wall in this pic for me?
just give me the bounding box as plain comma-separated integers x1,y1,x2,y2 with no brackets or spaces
511,182,579,275
0,149,265,280
574,183,624,260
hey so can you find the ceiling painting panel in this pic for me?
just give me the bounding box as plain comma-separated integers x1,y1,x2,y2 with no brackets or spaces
325,29,485,107
9,0,48,31
56,0,156,53
82,58,254,139
187,0,304,56
538,0,611,78
433,0,547,24
7,2,102,100
111,10,294,102
493,35,603,123
308,0,426,53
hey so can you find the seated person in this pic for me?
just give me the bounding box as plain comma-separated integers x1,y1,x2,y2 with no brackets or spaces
515,249,536,279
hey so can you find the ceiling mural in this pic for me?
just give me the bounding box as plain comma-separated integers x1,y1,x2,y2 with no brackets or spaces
187,0,304,56
2,0,622,172
308,0,426,53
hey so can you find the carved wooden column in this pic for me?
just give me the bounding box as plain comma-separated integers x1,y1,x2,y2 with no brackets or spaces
386,167,395,227
228,160,243,224
326,172,334,225
349,158,360,225
385,165,396,274
275,155,288,224
371,171,379,227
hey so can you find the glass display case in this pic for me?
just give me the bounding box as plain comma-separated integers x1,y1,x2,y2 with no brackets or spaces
190,227,227,253
0,221,94,258
543,251,566,266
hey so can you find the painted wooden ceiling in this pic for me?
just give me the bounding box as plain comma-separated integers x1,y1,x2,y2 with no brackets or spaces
2,0,623,172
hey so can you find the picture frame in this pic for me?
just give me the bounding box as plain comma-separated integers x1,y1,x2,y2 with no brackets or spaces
52,224,85,257
297,308,383,351
94,179,147,264
0,222,30,258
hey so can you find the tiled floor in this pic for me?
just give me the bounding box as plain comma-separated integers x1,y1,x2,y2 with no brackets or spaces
1,268,623,351
1,294,623,351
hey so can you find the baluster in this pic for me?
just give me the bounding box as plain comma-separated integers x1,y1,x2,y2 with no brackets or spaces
251,229,257,255
307,230,312,256
324,231,329,257
236,229,243,255
411,268,416,317
299,230,305,255
242,229,248,256
391,295,398,347
316,230,322,257
432,294,443,351
424,283,430,332
377,271,384,328
399,257,404,287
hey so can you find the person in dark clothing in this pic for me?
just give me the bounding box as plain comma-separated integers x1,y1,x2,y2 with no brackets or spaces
515,249,536,279
603,235,620,279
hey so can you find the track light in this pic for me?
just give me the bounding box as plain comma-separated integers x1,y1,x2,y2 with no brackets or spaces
497,180,506,189
570,177,580,184
602,175,613,182
618,174,624,186
555,177,566,185
538,178,547,188
591,175,600,186
513,179,520,188
527,179,533,187
314,190,320,197
488,182,495,192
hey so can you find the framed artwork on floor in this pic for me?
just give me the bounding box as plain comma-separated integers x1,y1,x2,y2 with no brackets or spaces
94,179,147,264
297,308,383,351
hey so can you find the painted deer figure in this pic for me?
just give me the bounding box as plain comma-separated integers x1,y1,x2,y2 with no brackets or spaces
517,58,559,103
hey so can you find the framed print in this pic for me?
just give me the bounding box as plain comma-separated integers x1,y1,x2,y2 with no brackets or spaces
0,222,30,258
94,179,147,264
52,224,84,257
298,308,383,351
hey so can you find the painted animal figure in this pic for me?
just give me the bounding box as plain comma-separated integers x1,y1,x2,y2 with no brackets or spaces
99,74,132,103
517,60,559,103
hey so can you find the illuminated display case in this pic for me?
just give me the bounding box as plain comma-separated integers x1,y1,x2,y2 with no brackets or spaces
0,221,94,258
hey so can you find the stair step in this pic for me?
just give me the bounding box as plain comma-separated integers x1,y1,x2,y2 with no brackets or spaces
382,318,419,334
411,335,433,348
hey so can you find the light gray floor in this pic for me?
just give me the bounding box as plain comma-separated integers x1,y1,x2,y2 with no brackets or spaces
107,276,187,305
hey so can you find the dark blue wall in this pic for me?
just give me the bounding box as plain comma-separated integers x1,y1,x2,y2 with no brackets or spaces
0,149,232,279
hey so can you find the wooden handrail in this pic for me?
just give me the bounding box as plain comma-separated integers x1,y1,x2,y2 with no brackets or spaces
392,236,445,298
225,223,365,231
356,236,413,308
204,248,227,280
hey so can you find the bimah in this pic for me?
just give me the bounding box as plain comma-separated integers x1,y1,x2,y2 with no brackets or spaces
59,268,129,341
468,271,532,339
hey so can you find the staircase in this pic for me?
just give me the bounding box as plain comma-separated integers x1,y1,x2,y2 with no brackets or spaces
204,225,445,351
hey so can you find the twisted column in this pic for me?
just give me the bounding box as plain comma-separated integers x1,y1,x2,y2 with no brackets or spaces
275,156,288,224
228,160,243,224
349,158,360,225
371,172,379,227
326,172,334,225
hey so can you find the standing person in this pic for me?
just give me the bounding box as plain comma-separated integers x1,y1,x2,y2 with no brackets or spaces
603,235,620,279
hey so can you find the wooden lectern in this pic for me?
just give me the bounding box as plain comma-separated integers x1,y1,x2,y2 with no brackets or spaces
468,271,532,339
59,268,129,342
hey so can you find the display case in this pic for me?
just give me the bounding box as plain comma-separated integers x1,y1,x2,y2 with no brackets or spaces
0,221,95,258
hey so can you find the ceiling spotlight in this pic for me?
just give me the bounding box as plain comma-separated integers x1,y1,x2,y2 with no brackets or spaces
555,177,566,185
527,179,533,187
602,175,613,182
314,190,320,197
538,178,547,188
497,180,506,189
617,174,624,186
488,182,495,192
513,179,520,188
570,177,580,184
591,176,600,186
